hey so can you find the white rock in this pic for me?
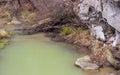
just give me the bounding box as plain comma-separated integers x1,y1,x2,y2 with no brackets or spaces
78,1,89,20
75,55,99,70
102,3,120,32
78,0,120,32
91,25,106,41
0,29,9,38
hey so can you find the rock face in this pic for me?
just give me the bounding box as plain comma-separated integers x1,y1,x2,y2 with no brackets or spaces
76,0,120,46
75,0,120,70
102,1,120,32
78,0,120,27
11,17,22,25
75,55,99,70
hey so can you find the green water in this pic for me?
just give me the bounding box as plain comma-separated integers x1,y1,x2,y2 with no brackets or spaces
0,34,85,75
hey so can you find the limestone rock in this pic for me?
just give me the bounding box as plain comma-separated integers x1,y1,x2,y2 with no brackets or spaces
102,3,120,32
78,0,120,32
75,55,99,70
91,25,106,41
0,29,9,38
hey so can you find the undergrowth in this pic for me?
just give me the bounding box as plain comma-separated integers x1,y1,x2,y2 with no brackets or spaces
0,39,9,49
61,26,84,36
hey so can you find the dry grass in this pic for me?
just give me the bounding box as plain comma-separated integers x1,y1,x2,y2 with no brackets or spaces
20,10,36,23
73,30,91,46
38,18,52,25
0,6,12,27
63,27,92,47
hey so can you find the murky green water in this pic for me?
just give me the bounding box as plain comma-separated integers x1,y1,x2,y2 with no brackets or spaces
0,34,85,75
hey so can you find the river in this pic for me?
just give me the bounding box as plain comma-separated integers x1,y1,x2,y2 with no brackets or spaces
0,33,116,75
0,33,86,75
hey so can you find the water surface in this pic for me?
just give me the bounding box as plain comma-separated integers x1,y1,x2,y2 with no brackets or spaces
0,34,85,75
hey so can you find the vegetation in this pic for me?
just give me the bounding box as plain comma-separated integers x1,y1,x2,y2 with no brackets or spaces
0,39,9,49
62,26,85,36
20,10,36,23
0,30,11,49
0,1,119,74
62,27,73,36
61,25,92,47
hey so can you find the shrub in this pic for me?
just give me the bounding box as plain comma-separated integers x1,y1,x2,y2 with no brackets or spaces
0,39,9,49
62,26,86,36
62,27,73,36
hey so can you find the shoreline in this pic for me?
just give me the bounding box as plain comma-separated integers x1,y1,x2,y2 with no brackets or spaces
45,32,91,54
44,32,117,75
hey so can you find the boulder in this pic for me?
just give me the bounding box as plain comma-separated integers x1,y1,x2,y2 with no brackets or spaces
75,55,99,70
0,29,9,38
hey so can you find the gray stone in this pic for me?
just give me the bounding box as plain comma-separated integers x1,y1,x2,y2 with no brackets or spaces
78,0,120,32
75,55,99,70
102,3,120,32
112,31,120,47
76,0,120,47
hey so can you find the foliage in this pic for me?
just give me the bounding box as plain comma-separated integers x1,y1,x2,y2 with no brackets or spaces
0,39,9,49
62,27,73,36
63,26,91,47
61,26,86,36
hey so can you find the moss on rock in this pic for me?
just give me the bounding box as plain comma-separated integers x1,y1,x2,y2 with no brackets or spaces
0,39,9,49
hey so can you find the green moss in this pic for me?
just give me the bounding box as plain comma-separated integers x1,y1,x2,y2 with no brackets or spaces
0,39,9,49
61,26,85,36
62,27,72,36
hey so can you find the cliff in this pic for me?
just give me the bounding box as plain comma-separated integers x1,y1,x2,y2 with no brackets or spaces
76,0,120,47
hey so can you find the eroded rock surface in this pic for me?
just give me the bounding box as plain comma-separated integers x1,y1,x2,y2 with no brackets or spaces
75,55,99,70
75,0,120,70
76,0,120,46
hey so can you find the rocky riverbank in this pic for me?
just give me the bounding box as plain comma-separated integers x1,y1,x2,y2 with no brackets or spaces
0,0,120,75
0,29,10,49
